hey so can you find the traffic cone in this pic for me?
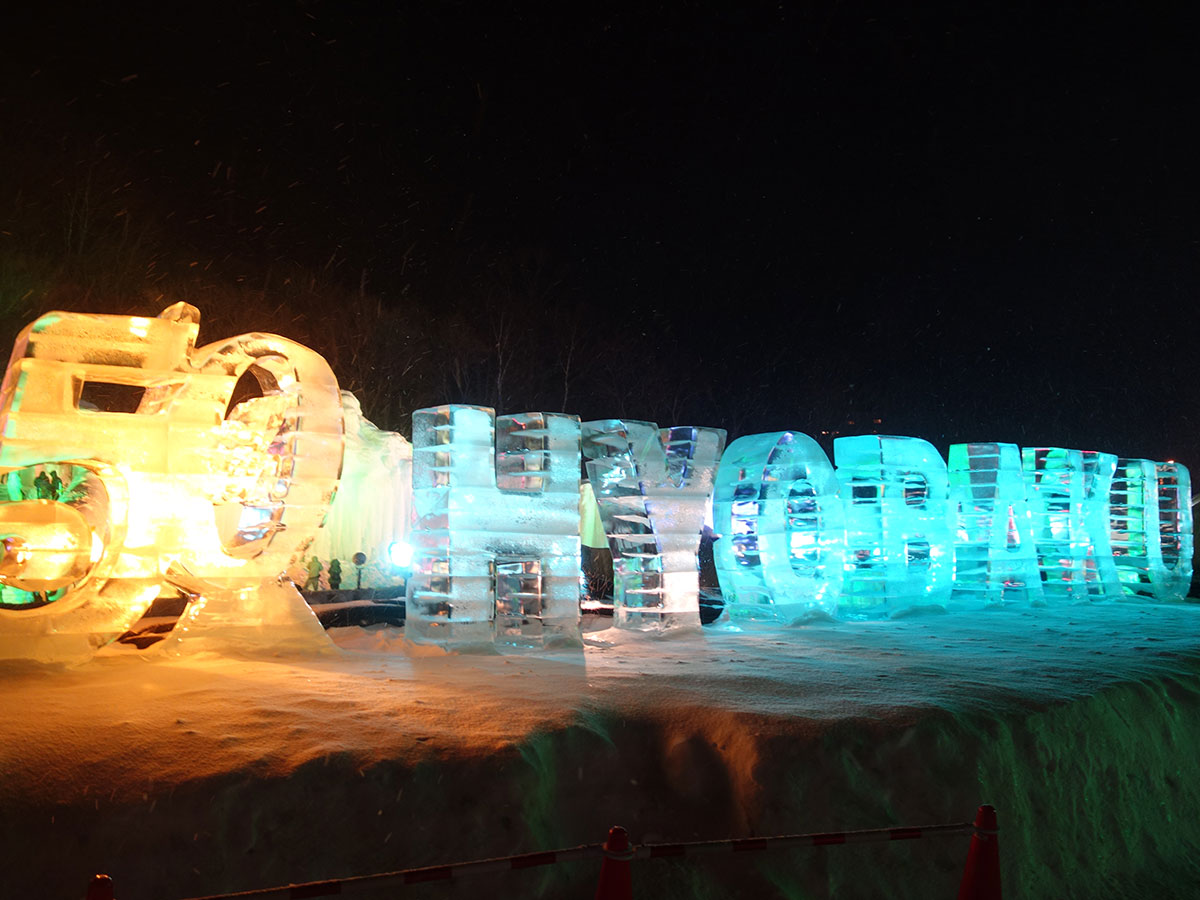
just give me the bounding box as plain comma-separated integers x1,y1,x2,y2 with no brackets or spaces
594,825,634,900
86,874,115,900
957,805,1001,900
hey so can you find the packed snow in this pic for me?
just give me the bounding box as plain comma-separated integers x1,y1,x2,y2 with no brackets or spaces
4,600,1200,898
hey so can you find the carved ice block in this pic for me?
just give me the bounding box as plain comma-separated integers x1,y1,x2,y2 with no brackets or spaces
712,431,843,624
582,419,726,631
834,435,954,617
407,405,582,650
947,442,1043,606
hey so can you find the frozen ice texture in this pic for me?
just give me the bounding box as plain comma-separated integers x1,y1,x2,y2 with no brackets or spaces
310,391,412,588
582,420,726,631
0,303,344,662
1020,447,1093,602
1111,458,1168,600
834,435,954,617
947,442,1043,606
712,431,843,623
1122,460,1195,603
407,405,582,650
1079,450,1122,600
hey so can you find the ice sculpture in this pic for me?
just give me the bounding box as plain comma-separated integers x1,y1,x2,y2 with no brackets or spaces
834,435,954,617
1155,461,1194,601
582,420,726,631
309,391,412,589
1020,447,1093,602
0,303,344,662
406,405,582,649
711,431,844,623
947,442,1043,606
1079,450,1122,599
1112,460,1195,602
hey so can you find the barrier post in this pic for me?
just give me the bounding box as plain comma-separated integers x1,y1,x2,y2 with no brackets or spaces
86,874,115,900
957,805,1001,900
594,825,633,900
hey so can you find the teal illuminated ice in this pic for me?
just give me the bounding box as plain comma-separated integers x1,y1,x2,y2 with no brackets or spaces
1153,461,1193,601
582,419,726,631
834,435,954,617
1020,447,1091,602
1111,458,1166,600
406,405,582,650
1079,450,1122,600
947,442,1043,606
712,431,843,624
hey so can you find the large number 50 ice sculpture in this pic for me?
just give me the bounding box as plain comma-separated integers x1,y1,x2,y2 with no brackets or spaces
0,303,344,662
712,431,843,623
582,420,726,630
406,405,582,649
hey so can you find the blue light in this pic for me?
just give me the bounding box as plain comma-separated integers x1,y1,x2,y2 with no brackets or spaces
387,540,414,569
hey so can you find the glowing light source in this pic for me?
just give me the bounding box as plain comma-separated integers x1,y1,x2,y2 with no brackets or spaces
387,540,414,569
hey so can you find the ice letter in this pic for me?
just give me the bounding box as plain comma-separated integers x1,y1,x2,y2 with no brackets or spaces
1110,458,1168,600
0,303,344,662
1079,450,1122,600
834,435,954,617
407,405,582,650
1157,461,1194,602
947,442,1043,606
1020,447,1091,602
712,431,843,624
582,420,726,631
1135,461,1194,602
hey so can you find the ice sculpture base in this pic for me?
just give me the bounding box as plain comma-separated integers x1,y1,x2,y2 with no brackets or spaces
161,580,337,657
0,581,161,664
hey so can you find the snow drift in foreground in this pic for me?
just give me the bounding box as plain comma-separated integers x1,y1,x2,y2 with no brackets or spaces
3,603,1200,898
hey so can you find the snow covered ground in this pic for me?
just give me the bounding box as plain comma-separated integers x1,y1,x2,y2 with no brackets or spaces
4,602,1200,898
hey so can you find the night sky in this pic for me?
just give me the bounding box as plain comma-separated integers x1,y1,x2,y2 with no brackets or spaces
3,2,1198,467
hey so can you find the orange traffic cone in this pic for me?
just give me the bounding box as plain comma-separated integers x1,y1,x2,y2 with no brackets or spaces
86,874,115,900
594,825,634,900
957,805,1001,900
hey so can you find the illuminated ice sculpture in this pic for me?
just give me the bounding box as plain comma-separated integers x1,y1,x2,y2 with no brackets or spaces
1079,450,1123,600
309,390,413,588
1154,461,1194,601
406,405,582,649
0,303,344,662
1020,447,1108,603
1110,459,1194,602
834,435,954,617
947,442,1043,606
582,420,726,631
712,431,844,623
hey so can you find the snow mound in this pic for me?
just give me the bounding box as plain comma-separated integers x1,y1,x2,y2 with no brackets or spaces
3,603,1200,898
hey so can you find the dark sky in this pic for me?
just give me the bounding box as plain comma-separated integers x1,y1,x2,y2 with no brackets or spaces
3,2,1198,466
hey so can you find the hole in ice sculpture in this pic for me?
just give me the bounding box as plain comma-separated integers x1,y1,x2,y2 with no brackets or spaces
77,381,147,414
213,360,295,557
